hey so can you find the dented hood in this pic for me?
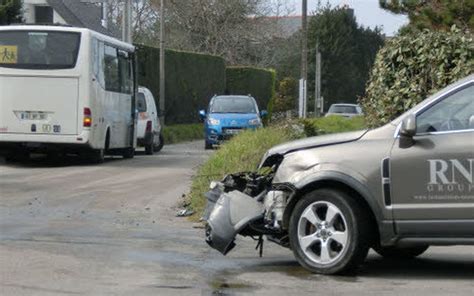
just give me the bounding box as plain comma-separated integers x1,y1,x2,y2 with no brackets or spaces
261,130,368,167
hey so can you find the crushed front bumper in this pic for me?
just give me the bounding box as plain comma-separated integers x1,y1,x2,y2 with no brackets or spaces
205,190,263,255
203,172,293,255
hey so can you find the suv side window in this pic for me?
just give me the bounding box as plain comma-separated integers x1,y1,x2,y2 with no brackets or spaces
416,84,474,134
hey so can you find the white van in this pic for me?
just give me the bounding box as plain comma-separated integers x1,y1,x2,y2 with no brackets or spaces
0,25,137,163
137,87,163,154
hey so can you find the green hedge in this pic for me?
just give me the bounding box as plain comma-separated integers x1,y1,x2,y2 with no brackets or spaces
162,124,203,144
225,66,277,113
360,28,474,127
136,45,226,124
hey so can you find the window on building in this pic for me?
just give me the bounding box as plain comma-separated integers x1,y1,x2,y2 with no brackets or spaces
35,6,54,24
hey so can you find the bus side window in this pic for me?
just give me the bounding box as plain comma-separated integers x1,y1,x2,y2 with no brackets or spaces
104,45,120,93
97,41,106,88
92,38,99,79
118,50,132,94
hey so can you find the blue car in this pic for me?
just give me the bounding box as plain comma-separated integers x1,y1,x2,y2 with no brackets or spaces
199,95,267,149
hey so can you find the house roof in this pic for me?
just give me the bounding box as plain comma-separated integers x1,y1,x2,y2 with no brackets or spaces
46,0,119,38
254,16,302,39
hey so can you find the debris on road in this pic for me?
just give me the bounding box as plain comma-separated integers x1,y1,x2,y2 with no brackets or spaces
176,208,194,217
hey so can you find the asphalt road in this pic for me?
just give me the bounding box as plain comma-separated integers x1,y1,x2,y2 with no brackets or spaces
0,141,473,296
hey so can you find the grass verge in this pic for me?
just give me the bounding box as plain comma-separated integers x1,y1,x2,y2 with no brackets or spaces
188,126,299,218
162,123,203,145
301,115,366,136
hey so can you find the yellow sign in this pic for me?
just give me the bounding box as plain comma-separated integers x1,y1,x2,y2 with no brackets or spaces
0,46,18,64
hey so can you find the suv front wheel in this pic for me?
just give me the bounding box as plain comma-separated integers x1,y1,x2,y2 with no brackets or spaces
289,189,372,275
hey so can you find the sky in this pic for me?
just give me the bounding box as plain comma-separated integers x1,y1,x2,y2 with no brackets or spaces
289,0,409,36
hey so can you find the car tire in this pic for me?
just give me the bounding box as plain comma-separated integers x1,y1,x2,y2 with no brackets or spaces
145,135,154,155
289,189,372,275
205,141,213,150
154,133,164,152
373,245,429,259
122,147,135,159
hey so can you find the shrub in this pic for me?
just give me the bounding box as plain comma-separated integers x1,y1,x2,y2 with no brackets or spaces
360,28,474,127
225,66,277,113
136,45,226,125
273,77,298,112
162,124,203,144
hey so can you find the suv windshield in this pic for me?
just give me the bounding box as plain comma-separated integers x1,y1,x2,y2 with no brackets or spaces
210,97,257,113
0,31,81,69
329,105,358,114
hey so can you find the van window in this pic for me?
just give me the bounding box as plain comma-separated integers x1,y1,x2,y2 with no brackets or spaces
0,31,80,69
137,92,147,112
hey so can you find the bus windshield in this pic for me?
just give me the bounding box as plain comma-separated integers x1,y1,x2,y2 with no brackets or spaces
0,31,81,70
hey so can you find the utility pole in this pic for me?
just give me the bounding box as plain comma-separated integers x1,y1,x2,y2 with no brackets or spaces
159,0,166,125
101,0,108,29
299,0,308,118
315,42,322,117
122,0,132,43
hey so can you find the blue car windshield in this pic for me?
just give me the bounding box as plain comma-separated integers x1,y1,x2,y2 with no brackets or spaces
210,97,257,113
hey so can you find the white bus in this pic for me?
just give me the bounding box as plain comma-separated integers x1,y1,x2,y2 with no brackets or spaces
0,25,137,163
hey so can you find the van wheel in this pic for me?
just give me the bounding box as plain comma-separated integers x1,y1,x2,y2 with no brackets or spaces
145,135,154,155
374,245,429,259
154,133,164,152
289,189,372,275
205,141,213,150
122,147,135,159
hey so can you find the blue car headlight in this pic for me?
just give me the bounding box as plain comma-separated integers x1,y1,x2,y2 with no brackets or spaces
208,118,220,125
248,118,261,126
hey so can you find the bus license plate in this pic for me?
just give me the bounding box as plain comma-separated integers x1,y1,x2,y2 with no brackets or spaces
20,112,48,121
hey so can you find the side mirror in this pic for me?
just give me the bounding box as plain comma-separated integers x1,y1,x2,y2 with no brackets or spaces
260,110,268,117
199,110,206,120
400,113,417,138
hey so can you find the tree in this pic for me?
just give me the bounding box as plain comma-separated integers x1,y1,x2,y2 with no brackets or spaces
0,0,22,25
307,4,385,109
379,0,474,32
105,0,297,67
106,0,160,44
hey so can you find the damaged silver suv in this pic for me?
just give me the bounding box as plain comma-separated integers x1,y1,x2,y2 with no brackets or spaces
203,75,474,274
